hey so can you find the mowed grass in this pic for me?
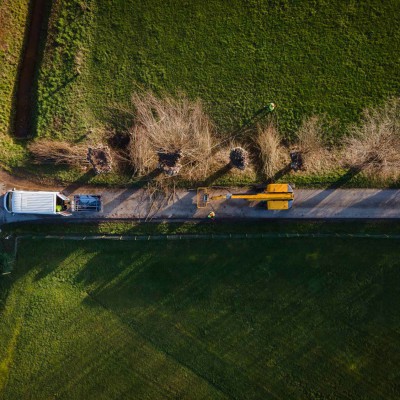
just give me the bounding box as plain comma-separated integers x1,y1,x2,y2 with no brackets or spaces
36,0,400,140
0,0,29,165
1,238,400,399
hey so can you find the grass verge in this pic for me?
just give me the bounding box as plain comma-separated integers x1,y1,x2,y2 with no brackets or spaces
0,238,400,398
0,0,29,165
5,219,400,236
38,0,400,138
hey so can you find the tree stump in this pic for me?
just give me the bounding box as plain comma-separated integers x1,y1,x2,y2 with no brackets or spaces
229,147,248,170
157,149,183,176
87,146,113,174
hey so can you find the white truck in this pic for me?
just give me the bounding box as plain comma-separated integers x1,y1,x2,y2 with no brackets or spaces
3,190,101,215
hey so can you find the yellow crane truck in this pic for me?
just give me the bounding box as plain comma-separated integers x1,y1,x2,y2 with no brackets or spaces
197,183,294,210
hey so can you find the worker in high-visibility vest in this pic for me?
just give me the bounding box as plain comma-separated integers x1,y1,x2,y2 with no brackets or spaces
207,211,216,220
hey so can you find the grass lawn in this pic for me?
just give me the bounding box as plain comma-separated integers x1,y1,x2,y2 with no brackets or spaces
7,219,400,237
36,0,400,141
0,0,399,187
1,238,400,399
0,0,29,165
23,0,400,187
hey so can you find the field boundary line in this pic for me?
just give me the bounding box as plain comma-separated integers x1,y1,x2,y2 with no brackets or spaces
9,231,400,263
11,231,400,257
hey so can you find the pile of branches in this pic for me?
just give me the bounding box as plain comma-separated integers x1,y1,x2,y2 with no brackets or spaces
129,91,214,180
87,146,113,174
28,139,88,166
157,149,182,176
229,147,248,170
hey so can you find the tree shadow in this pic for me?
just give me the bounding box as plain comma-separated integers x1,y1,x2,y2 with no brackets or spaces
62,169,96,195
202,164,232,186
327,166,363,189
11,236,400,399
267,164,292,184
132,169,162,188
230,105,276,139
14,0,53,139
105,105,134,134
48,73,79,96
299,166,364,209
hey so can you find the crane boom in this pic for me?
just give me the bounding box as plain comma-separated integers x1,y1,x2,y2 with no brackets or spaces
197,184,294,210
211,192,293,201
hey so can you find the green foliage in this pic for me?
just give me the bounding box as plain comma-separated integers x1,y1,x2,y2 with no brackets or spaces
2,0,399,185
7,220,400,237
0,251,14,316
277,168,400,188
0,252,14,273
37,0,400,140
0,0,30,166
1,238,400,398
0,0,29,135
36,0,93,139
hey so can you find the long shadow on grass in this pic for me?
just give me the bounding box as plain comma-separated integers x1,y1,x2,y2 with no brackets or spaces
21,238,400,399
132,168,162,187
62,169,96,195
69,238,400,399
73,240,289,399
13,0,51,138
27,0,54,139
267,164,292,184
202,164,232,186
47,73,79,96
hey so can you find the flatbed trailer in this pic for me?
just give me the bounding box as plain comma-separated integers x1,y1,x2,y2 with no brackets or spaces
71,195,102,212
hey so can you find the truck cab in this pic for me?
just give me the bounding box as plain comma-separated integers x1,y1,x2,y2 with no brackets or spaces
3,190,70,215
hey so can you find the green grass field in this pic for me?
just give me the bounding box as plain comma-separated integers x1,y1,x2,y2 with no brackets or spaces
0,0,29,165
1,238,400,399
36,0,400,141
0,0,398,187
7,219,400,236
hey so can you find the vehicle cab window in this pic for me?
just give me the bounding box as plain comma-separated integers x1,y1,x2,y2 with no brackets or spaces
4,191,13,212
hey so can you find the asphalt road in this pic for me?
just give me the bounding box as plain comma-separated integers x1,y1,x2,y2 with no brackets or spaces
2,185,400,224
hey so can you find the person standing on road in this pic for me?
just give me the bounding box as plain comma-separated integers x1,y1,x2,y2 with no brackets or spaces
207,211,216,220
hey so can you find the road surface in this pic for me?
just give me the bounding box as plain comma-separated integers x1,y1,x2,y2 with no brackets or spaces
1,180,400,224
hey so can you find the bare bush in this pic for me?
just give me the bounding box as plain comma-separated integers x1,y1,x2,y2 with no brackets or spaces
255,124,287,179
28,139,88,166
129,92,214,180
344,98,400,177
295,115,334,172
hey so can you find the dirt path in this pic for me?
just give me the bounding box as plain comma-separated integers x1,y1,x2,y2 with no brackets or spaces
0,169,55,190
14,0,46,138
0,169,99,192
